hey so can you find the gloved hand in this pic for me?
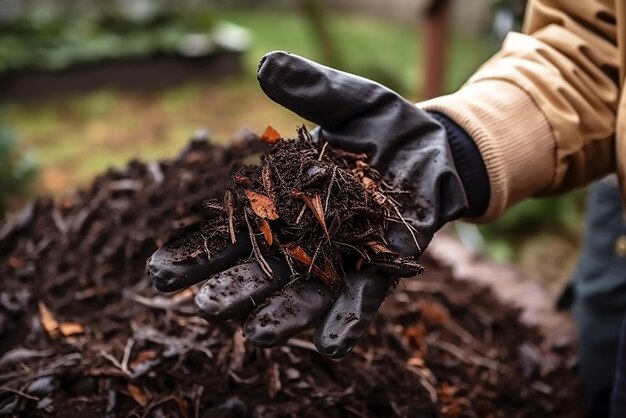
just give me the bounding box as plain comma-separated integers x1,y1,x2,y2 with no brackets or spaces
147,51,488,358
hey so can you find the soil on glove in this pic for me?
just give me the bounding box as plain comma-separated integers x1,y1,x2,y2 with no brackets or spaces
0,134,580,417
155,127,422,295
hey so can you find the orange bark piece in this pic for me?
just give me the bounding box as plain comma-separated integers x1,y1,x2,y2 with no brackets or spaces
127,383,149,407
38,301,59,337
284,245,337,287
259,126,281,144
259,218,274,246
59,322,84,336
244,189,279,220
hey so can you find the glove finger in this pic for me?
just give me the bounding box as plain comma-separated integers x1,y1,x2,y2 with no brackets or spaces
194,259,291,321
147,230,251,292
314,268,394,359
257,51,397,129
243,278,333,347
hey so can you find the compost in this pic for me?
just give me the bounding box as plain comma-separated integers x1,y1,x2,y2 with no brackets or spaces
154,127,422,295
0,132,579,417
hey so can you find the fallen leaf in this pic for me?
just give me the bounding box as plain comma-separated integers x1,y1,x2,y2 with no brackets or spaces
291,191,328,236
259,218,273,245
244,189,279,220
284,245,337,288
284,244,313,266
38,301,59,337
127,383,149,407
259,126,281,144
59,322,84,336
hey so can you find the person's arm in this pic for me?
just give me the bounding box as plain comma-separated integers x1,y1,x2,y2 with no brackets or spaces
421,0,619,221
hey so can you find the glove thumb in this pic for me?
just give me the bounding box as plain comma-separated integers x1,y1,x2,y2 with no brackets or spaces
257,51,397,129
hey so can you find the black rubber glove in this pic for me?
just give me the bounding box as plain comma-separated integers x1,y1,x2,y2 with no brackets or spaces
147,51,484,358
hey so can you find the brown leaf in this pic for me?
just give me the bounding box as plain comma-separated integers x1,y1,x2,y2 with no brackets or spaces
284,245,337,288
291,191,328,236
259,218,273,246
127,383,149,407
59,322,84,336
260,126,281,144
38,301,59,337
284,244,313,266
244,189,279,220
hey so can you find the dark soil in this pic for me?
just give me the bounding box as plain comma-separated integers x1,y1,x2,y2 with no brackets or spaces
0,134,580,417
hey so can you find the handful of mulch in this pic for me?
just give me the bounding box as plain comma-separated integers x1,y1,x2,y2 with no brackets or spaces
175,126,423,294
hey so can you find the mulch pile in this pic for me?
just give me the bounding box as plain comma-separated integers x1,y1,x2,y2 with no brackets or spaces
0,133,580,417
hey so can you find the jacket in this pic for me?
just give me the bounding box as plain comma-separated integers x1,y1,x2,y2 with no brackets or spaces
421,0,623,221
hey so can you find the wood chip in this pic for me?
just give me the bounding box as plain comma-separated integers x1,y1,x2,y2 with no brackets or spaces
59,322,85,336
259,126,281,144
38,301,59,337
127,383,149,407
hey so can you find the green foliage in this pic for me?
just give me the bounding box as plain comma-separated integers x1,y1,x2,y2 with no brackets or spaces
0,120,37,216
0,10,218,75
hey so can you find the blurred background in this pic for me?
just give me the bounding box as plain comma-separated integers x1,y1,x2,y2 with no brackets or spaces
0,0,581,295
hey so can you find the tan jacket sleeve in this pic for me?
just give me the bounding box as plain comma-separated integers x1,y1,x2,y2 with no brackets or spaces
420,0,619,221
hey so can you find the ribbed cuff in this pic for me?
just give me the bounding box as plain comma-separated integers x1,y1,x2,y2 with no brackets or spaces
430,112,489,218
419,79,556,222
